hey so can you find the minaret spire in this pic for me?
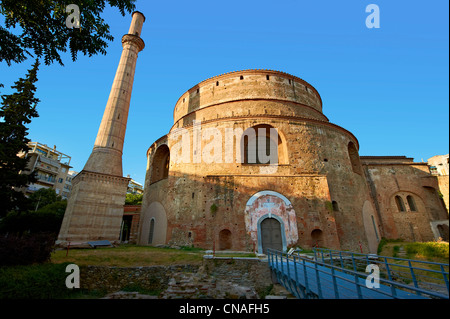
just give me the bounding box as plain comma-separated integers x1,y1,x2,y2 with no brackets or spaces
84,11,145,177
57,12,146,245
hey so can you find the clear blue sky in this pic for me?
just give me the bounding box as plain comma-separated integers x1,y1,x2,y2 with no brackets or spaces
1,0,448,185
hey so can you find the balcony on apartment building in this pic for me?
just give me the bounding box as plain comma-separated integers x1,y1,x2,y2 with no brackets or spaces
36,171,57,185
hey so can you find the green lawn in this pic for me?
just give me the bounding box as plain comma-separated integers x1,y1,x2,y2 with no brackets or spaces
378,239,448,263
377,240,449,285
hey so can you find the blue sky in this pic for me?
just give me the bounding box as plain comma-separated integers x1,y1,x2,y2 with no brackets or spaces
1,0,448,185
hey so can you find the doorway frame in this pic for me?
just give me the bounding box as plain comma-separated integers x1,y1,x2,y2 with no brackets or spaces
257,213,287,254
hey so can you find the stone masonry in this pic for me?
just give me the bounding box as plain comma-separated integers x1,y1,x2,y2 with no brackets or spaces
57,12,146,245
139,70,449,253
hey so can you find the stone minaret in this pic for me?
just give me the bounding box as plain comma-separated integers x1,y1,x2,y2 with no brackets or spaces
57,12,146,245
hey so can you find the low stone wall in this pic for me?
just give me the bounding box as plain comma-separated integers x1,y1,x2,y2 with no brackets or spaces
79,258,275,298
203,257,273,292
80,264,200,293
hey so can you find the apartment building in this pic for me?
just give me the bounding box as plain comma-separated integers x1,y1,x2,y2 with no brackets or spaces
127,177,144,195
20,142,72,198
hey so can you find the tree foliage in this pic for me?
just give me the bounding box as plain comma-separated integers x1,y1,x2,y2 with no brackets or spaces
0,0,137,66
0,61,40,217
0,0,136,217
0,188,67,235
28,187,63,211
125,193,143,205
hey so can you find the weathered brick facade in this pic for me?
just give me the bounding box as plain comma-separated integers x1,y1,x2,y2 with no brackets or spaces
138,70,449,254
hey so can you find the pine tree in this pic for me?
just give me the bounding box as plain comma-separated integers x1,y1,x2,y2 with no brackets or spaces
0,60,40,217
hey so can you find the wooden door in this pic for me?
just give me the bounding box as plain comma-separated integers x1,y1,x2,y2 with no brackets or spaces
261,218,282,254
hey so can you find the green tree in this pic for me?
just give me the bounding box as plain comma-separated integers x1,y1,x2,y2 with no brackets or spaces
0,199,67,236
0,61,40,217
0,0,137,216
125,193,143,205
28,188,63,212
0,0,137,66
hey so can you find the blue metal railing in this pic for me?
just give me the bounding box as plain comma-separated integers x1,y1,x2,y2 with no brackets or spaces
267,248,449,299
312,248,449,297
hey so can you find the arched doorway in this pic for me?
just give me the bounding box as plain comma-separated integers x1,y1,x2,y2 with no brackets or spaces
139,201,167,246
260,218,283,254
148,219,155,244
219,229,232,250
437,224,449,241
245,190,298,254
311,229,323,248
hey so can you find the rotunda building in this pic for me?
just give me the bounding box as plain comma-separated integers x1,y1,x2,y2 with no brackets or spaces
138,69,381,253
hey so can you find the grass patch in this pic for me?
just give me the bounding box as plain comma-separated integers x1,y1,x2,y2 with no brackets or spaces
377,240,449,285
51,245,205,267
377,238,404,255
404,242,449,261
0,263,105,299
213,252,257,258
378,240,448,263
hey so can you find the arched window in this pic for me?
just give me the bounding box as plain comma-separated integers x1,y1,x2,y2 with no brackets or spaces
150,144,170,184
407,195,417,211
348,142,363,175
395,195,406,212
242,124,286,165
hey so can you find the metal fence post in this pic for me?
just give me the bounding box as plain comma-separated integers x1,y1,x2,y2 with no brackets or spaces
408,260,420,296
331,266,340,299
286,252,291,279
351,254,363,299
441,264,449,293
302,259,310,297
384,257,397,298
275,250,279,272
351,253,357,272
329,249,334,266
314,262,323,299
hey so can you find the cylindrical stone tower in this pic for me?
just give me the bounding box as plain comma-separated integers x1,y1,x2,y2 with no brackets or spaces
57,12,146,245
83,11,145,176
139,70,381,254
